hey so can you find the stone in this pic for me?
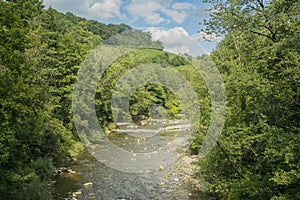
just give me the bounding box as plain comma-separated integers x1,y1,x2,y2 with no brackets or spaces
159,182,165,187
83,182,93,188
68,169,76,174
73,191,82,196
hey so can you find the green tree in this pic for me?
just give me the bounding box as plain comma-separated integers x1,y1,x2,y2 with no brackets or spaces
196,0,300,199
0,0,71,199
0,1,109,198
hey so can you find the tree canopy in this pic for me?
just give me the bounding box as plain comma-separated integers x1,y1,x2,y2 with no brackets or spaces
196,0,300,199
0,1,139,198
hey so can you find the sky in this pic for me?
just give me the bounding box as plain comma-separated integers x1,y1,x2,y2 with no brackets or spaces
43,0,221,56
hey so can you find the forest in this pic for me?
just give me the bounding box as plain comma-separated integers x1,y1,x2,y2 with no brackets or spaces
0,0,299,199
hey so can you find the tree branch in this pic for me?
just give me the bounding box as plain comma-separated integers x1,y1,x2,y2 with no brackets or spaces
216,141,245,179
249,30,275,42
257,0,265,10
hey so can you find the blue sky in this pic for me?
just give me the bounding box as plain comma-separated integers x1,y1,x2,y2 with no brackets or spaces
43,0,221,55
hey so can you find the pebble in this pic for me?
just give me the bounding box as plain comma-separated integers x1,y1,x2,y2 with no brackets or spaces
83,182,93,188
55,167,77,175
72,191,82,196
71,157,77,162
159,182,165,187
87,193,96,199
68,169,76,174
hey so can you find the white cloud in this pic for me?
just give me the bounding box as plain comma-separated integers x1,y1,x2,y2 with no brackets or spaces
162,9,187,24
126,0,164,25
172,2,197,10
89,0,125,20
43,0,86,13
43,0,124,20
145,13,165,25
126,0,196,25
145,27,192,54
145,27,213,56
43,0,197,25
192,31,222,42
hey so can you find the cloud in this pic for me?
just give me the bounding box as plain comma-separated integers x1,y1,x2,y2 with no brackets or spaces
43,0,86,14
163,2,197,24
192,31,222,42
89,0,125,20
126,0,164,25
43,0,198,25
43,0,124,20
162,9,188,24
126,0,196,25
145,27,192,54
172,2,197,10
145,27,213,56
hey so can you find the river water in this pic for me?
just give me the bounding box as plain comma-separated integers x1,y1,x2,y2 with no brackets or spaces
54,120,202,200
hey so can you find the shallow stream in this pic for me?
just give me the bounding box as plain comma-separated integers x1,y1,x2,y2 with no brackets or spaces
54,120,202,200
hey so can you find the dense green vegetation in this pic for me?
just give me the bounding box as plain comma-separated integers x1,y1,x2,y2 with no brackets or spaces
196,0,300,199
0,0,147,198
0,0,206,198
1,0,299,199
95,48,199,127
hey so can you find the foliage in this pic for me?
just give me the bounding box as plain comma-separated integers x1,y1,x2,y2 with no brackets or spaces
196,0,300,199
95,49,209,127
0,1,136,198
103,29,163,49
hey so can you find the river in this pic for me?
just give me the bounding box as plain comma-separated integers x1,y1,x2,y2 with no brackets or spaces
54,120,202,200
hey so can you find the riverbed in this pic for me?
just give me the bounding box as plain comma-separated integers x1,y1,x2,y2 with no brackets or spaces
54,120,202,200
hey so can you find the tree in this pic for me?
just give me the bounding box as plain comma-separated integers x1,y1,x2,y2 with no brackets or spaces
0,0,68,199
196,0,300,199
0,1,122,198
